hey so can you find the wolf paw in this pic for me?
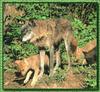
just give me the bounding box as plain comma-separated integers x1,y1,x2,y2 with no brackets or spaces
23,79,29,84
31,82,36,87
38,72,43,80
38,75,43,80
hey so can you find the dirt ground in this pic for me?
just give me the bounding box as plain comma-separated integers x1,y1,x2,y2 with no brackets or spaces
3,68,85,89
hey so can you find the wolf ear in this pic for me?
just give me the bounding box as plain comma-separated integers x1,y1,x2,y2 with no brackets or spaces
28,19,36,27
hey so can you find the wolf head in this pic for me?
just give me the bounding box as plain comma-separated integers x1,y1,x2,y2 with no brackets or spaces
21,20,50,45
21,20,36,42
15,60,29,76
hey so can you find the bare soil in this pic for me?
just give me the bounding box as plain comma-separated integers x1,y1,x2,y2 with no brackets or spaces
3,68,85,89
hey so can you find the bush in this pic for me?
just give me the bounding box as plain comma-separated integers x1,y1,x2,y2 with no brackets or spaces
72,17,96,47
53,68,66,83
73,64,97,88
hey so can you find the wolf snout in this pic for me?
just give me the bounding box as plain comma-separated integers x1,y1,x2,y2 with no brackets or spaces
22,37,27,42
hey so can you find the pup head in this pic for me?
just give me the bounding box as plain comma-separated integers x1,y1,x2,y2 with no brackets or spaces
15,60,29,76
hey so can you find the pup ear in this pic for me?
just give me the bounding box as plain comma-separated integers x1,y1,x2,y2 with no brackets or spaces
15,60,21,65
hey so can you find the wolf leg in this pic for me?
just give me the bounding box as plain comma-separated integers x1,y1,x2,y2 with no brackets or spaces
31,69,39,87
49,45,54,76
53,50,60,73
64,35,71,72
38,50,45,79
23,70,33,84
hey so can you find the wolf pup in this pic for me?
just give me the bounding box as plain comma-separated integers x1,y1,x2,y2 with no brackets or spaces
15,53,49,87
83,39,96,64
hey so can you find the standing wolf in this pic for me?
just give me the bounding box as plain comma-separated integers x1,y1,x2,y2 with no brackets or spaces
21,19,77,77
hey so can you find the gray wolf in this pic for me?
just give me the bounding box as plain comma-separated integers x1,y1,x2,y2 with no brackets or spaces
21,19,77,76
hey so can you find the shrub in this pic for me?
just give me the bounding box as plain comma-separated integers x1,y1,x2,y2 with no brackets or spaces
53,68,66,83
72,18,96,47
73,64,97,88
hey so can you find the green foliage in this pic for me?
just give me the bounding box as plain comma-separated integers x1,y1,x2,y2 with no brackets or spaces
84,64,97,88
4,60,17,73
72,18,96,47
59,42,68,63
4,23,39,61
53,68,66,83
15,3,49,20
73,64,97,88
